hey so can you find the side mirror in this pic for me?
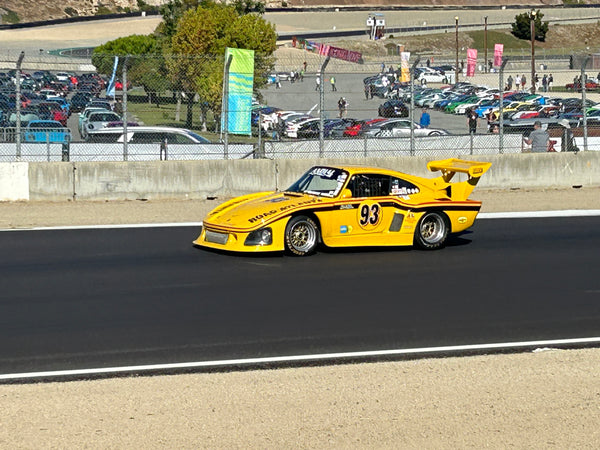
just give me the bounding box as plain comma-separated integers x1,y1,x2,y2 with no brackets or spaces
340,189,352,199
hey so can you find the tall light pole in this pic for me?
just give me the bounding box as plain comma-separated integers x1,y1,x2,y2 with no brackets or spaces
484,16,488,73
455,16,459,83
530,10,536,94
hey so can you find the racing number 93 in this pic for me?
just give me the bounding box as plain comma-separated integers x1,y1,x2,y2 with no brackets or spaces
358,202,382,229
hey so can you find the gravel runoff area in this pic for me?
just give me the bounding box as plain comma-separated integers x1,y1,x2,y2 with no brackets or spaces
1,187,600,448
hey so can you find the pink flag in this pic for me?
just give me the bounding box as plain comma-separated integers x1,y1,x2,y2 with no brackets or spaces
466,48,477,77
494,44,504,67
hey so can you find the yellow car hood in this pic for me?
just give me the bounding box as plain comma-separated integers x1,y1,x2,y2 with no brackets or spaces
203,191,325,232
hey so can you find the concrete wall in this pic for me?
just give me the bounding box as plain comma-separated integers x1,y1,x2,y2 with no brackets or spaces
1,152,599,202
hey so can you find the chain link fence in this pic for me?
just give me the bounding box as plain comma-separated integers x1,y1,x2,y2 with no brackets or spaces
1,50,599,162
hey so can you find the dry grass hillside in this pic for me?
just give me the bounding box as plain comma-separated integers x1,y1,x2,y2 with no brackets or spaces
2,0,595,25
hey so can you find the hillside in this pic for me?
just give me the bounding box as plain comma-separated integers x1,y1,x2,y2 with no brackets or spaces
1,0,595,25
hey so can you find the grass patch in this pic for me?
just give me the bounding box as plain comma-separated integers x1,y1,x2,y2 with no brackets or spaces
1,8,20,24
466,30,531,52
126,98,257,144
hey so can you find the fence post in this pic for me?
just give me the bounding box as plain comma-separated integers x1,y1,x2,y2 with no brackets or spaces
498,57,509,154
581,56,590,152
409,57,421,157
122,55,129,162
222,53,233,160
319,56,330,157
15,51,25,160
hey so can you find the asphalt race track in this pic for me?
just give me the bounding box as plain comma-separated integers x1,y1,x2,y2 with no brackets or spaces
1,216,599,380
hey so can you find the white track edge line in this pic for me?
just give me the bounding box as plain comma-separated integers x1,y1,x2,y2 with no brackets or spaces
1,210,599,232
2,336,600,380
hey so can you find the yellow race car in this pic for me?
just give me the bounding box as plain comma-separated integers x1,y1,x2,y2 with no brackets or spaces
193,158,491,256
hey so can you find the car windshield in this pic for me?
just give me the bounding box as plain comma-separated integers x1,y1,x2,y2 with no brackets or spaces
285,166,348,198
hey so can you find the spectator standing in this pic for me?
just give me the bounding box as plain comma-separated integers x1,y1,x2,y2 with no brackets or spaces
507,75,513,90
420,108,430,128
486,110,497,132
364,83,370,100
330,76,337,91
290,70,295,83
548,74,554,91
542,74,548,92
338,97,347,118
467,109,478,134
275,74,281,89
515,74,521,90
523,120,550,152
315,76,320,91
521,74,527,92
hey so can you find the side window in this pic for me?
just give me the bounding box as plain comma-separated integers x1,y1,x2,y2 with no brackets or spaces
347,174,391,198
130,132,165,144
167,132,194,144
390,177,420,196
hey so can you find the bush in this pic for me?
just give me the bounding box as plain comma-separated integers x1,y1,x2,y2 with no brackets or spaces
64,7,78,17
1,9,20,24
95,6,113,15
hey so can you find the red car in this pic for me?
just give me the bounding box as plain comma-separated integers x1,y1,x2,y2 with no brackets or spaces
343,118,387,137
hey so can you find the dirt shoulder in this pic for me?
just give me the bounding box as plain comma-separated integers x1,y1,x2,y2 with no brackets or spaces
1,185,599,228
1,188,600,448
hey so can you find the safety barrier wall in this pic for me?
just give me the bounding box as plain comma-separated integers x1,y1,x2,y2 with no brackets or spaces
1,152,599,202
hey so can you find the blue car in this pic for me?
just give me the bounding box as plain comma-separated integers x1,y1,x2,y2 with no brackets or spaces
24,120,71,144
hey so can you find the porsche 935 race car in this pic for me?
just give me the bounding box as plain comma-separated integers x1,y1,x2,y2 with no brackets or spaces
193,158,491,256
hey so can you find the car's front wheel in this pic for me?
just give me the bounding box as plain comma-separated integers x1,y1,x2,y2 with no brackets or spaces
285,215,319,256
414,211,448,250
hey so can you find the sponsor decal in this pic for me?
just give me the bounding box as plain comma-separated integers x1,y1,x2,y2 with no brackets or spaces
248,198,320,223
310,167,336,178
340,225,348,233
339,204,355,210
269,197,289,203
458,216,468,224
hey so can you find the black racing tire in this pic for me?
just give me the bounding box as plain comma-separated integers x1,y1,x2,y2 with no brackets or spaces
285,215,319,256
414,211,449,250
428,130,442,136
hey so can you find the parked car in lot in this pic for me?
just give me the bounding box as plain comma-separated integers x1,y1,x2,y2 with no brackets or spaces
85,126,210,144
296,118,354,139
378,100,409,118
415,67,450,84
24,120,70,143
69,92,94,113
81,110,122,139
78,107,111,137
363,118,449,138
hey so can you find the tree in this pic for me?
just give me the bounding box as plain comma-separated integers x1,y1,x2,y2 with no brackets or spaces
92,35,171,106
167,2,276,129
511,10,549,42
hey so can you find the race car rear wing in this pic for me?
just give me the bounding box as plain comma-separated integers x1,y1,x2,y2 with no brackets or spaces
427,158,492,201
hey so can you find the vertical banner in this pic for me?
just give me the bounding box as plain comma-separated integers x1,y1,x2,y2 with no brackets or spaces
400,51,411,83
494,44,504,67
223,47,254,135
466,48,477,77
106,56,119,98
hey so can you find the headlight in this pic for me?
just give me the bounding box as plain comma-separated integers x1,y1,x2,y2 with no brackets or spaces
244,227,273,246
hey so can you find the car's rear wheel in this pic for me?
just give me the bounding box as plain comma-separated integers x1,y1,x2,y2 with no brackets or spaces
414,211,448,250
285,215,319,256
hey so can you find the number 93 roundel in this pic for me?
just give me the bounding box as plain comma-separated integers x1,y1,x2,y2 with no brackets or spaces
358,202,382,229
